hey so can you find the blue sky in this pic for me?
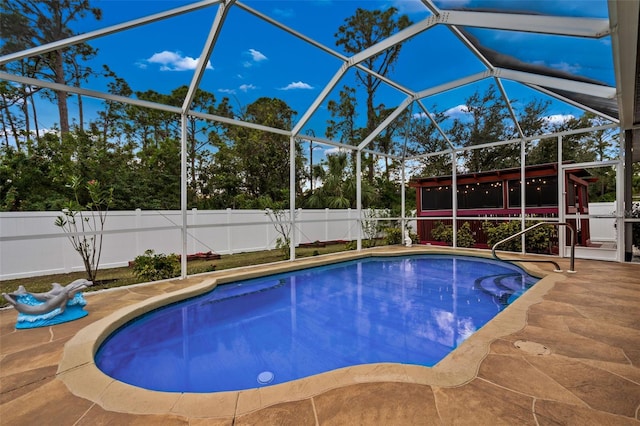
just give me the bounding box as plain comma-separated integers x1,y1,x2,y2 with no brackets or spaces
6,0,615,154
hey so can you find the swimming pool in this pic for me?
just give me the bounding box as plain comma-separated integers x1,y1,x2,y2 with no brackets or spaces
95,254,538,393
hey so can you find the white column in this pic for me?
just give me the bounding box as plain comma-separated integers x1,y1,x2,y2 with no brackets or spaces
289,136,296,261
452,151,457,248
557,135,565,257
356,151,362,250
520,139,526,253
180,114,188,279
401,157,406,236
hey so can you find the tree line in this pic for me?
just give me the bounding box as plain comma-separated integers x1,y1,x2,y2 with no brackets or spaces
0,1,628,213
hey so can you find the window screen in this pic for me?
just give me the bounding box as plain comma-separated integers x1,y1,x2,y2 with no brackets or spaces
421,186,452,210
508,176,558,207
457,182,503,209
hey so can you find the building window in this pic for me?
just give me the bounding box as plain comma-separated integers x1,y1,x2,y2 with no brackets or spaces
457,181,503,209
508,176,558,207
421,186,452,210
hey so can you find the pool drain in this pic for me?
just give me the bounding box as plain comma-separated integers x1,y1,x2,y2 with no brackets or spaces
257,371,274,384
514,340,551,355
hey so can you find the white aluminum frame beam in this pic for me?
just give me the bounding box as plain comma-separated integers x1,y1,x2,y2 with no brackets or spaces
447,25,494,70
420,0,441,16
404,122,618,162
495,77,525,139
292,64,349,136
361,148,401,160
188,110,291,135
525,83,619,124
0,0,221,66
494,68,617,99
607,0,639,130
295,134,359,152
0,72,182,114
183,0,234,112
358,96,413,150
442,10,610,38
416,100,456,150
350,17,438,66
416,71,491,99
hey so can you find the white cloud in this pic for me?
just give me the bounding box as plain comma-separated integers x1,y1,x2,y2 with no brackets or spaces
550,61,581,74
218,88,236,95
533,59,581,75
279,81,314,90
239,84,257,92
144,50,213,71
247,48,267,63
544,114,574,125
412,111,435,119
444,104,469,118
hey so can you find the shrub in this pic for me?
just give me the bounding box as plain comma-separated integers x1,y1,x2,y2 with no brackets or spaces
482,220,554,253
384,227,403,245
431,221,475,247
132,249,180,281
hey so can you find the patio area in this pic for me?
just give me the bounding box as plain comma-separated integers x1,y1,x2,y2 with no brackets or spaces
1,247,639,425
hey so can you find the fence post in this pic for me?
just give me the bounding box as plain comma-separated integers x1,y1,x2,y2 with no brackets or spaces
325,208,329,241
226,208,233,254
191,208,197,254
135,208,142,257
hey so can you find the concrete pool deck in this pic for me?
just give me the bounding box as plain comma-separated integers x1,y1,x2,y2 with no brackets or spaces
1,246,639,424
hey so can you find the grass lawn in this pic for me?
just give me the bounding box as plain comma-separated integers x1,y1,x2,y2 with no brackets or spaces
0,243,352,308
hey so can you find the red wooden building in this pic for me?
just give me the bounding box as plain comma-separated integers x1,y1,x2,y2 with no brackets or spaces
409,163,596,248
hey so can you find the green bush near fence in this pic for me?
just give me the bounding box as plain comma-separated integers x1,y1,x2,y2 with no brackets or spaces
482,221,554,253
431,221,475,248
132,249,181,281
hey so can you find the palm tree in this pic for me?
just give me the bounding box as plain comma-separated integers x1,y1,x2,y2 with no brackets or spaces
306,153,376,208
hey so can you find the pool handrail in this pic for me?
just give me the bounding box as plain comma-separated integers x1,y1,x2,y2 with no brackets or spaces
491,221,576,273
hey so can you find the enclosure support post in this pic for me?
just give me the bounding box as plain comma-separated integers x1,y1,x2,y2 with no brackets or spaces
520,139,526,254
290,135,296,261
401,157,406,236
356,150,362,251
180,114,188,279
623,129,632,261
452,151,457,248
557,135,565,258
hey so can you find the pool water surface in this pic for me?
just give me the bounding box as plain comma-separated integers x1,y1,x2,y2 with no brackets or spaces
95,255,538,392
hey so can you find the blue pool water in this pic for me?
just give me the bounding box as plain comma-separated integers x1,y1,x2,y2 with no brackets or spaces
95,255,538,393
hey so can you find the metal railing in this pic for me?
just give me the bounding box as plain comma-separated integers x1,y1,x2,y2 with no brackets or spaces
491,221,576,273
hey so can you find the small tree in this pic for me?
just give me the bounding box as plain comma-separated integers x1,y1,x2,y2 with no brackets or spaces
55,177,113,281
362,208,390,247
266,206,297,259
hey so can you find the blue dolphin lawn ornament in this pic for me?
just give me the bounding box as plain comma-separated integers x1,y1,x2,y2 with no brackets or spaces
2,279,93,329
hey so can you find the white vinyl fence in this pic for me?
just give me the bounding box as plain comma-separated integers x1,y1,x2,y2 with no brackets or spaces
587,202,616,242
0,204,615,280
0,209,367,280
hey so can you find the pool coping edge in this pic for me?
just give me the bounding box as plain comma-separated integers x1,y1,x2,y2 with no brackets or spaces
56,246,563,419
